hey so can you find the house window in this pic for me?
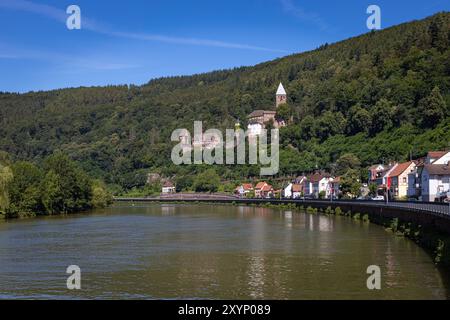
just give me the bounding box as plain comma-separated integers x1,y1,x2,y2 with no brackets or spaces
403,177,407,183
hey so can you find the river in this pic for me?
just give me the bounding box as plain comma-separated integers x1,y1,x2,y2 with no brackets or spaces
0,203,448,299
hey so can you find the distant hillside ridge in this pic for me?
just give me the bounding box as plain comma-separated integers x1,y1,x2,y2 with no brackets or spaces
0,12,449,192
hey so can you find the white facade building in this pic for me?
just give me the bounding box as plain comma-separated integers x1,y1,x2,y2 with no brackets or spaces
421,164,450,202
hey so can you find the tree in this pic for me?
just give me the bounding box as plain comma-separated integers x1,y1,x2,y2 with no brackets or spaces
299,115,316,140
348,104,371,134
193,168,221,193
340,169,362,198
91,180,112,208
0,164,13,215
0,151,11,166
335,153,361,176
419,86,447,128
369,183,378,197
316,111,346,141
275,103,293,123
8,161,43,217
42,152,92,213
175,175,194,192
428,13,449,52
370,99,394,135
40,170,63,215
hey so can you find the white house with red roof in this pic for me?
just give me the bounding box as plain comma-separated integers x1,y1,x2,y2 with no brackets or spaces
161,181,176,194
255,182,273,198
388,161,416,199
235,183,254,197
426,151,450,164
284,183,303,199
421,164,450,202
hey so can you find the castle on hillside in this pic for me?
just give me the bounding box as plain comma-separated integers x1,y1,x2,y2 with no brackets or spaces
175,82,288,152
247,83,287,136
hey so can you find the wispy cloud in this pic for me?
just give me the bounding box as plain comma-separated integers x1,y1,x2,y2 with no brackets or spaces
108,31,286,52
279,0,328,30
0,53,19,59
0,44,139,71
0,0,65,22
0,0,287,53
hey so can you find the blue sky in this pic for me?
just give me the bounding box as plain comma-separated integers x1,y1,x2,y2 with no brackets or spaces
0,0,448,93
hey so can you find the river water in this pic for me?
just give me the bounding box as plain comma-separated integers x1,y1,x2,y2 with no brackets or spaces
0,203,448,299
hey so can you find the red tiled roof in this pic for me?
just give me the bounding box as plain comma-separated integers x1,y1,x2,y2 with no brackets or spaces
389,161,414,177
242,183,253,190
163,181,174,188
261,184,273,192
428,151,447,159
255,182,267,190
309,173,324,183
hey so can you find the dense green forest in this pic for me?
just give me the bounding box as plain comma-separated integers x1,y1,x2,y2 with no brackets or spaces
0,12,449,194
0,151,112,219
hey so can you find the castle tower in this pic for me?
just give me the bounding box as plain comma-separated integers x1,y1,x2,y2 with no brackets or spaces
276,82,287,108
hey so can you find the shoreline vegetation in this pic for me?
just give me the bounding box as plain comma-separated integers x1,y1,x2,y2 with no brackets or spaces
0,151,112,220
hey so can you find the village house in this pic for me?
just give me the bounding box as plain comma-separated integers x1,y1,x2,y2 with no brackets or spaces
330,176,341,198
421,164,450,202
378,164,398,187
247,83,287,136
284,183,303,199
284,183,293,198
419,151,450,202
255,182,273,198
291,184,303,199
304,177,312,196
425,151,450,164
235,183,253,197
294,175,308,185
388,161,416,199
407,151,449,200
161,181,176,194
407,167,421,198
368,164,385,184
306,173,332,198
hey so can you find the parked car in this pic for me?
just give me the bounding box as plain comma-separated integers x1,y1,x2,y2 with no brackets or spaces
436,191,450,203
371,195,385,201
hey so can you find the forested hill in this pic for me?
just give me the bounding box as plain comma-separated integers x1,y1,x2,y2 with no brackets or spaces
0,12,449,192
